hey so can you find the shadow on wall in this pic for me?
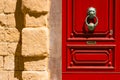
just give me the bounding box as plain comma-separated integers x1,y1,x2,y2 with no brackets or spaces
13,0,62,80
14,0,48,80
14,0,25,79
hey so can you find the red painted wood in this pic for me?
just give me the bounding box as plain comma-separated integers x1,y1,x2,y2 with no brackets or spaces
67,46,114,70
63,73,120,80
67,0,114,40
74,0,108,33
62,0,120,79
74,52,108,61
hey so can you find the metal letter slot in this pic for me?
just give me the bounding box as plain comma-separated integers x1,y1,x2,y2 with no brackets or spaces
85,7,98,31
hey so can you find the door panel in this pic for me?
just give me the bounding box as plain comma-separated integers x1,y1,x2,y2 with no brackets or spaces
62,0,120,79
67,0,114,40
74,0,109,33
67,45,114,70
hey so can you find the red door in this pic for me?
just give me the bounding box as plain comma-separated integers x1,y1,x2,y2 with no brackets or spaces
62,0,120,80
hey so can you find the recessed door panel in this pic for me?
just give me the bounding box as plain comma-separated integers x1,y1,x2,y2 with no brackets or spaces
74,0,108,33
67,0,114,41
67,45,115,70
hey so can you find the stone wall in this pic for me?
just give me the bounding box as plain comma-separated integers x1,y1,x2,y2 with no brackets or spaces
0,0,51,80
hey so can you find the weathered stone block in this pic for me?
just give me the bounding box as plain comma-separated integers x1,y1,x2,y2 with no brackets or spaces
22,27,49,57
22,0,49,13
0,56,3,69
0,0,4,13
5,28,20,42
8,71,22,80
6,14,16,28
4,56,14,70
0,42,8,56
24,57,48,71
0,27,5,41
0,71,8,80
25,14,47,27
22,71,49,80
0,13,7,27
7,42,18,55
4,0,17,13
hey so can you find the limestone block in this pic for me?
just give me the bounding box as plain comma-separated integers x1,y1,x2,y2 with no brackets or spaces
0,0,4,13
8,71,21,80
24,57,48,71
22,71,49,80
7,42,24,57
25,14,47,27
0,71,8,80
5,28,20,42
4,56,14,70
22,27,49,57
0,56,3,69
0,27,5,41
22,0,49,13
0,42,8,56
7,42,18,55
6,14,16,28
4,0,17,13
0,13,7,27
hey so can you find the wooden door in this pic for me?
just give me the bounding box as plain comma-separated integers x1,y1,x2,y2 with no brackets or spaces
62,0,120,79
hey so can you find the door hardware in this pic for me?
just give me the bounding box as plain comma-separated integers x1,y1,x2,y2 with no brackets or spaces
85,7,98,31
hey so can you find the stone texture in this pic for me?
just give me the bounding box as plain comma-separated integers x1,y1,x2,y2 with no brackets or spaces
22,71,49,80
8,71,22,80
0,56,3,70
25,14,47,27
4,0,17,13
0,0,50,80
0,71,8,80
22,27,49,57
0,13,7,27
7,42,24,57
6,14,16,28
5,28,20,42
0,27,5,42
24,57,48,71
7,42,18,55
4,56,14,70
0,0,4,13
0,13,16,28
22,0,49,13
0,42,8,56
